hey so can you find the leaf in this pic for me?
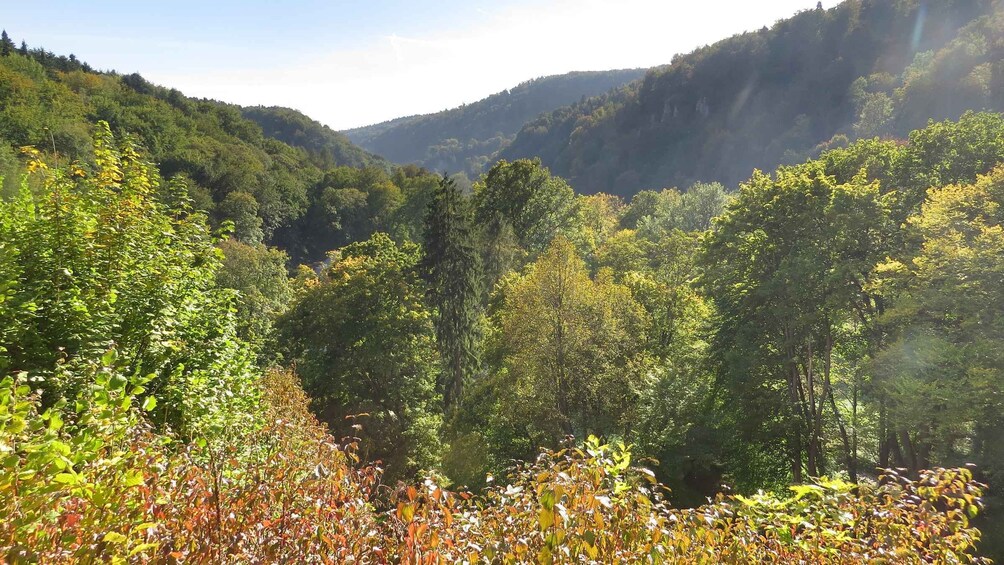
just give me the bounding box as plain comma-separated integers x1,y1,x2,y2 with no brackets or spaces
129,543,160,557
101,349,118,367
398,502,415,523
141,396,157,412
124,470,144,487
48,411,63,431
538,507,554,530
8,416,25,434
110,374,128,390
790,484,819,500
103,531,127,544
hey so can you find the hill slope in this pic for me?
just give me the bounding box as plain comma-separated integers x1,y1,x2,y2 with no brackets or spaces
501,0,1002,195
0,38,387,251
342,69,647,176
242,106,388,170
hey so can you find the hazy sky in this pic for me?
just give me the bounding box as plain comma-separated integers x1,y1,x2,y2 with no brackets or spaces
3,1,822,130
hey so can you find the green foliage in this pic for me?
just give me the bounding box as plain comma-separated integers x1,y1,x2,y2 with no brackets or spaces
218,190,264,244
604,229,718,503
278,164,443,264
502,0,997,195
422,175,484,409
0,124,259,440
635,181,731,238
343,69,645,177
0,47,401,265
276,233,442,482
702,159,894,483
242,105,388,170
488,237,648,458
475,159,578,282
216,239,293,354
872,165,1004,486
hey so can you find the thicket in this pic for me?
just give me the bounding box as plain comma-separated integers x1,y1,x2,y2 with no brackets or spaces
1,122,993,563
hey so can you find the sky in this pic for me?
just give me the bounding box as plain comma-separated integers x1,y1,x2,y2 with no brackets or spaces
2,1,822,130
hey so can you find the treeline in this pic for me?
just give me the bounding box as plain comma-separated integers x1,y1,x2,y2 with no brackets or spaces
502,0,1004,195
342,69,646,177
0,121,991,563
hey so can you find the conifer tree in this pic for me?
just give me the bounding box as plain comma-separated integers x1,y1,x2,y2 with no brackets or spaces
18,40,27,56
422,174,483,409
1,31,13,57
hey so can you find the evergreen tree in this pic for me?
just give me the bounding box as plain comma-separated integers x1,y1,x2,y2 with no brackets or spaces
18,40,27,56
422,174,483,409
1,31,13,57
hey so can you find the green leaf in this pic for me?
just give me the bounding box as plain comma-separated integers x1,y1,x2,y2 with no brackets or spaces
101,349,118,367
48,412,63,431
103,531,127,544
110,374,128,390
8,416,26,434
124,470,144,487
538,507,554,530
128,542,159,557
50,440,71,456
141,396,157,412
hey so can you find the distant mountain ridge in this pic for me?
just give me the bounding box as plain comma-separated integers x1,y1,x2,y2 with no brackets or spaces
500,0,1003,195
342,69,647,177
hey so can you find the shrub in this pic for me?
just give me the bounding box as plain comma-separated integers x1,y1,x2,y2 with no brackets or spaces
1,369,988,563
392,437,988,564
1,368,386,563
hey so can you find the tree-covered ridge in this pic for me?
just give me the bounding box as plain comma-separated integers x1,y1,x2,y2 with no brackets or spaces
342,69,647,177
0,35,399,265
502,0,1003,196
241,105,389,171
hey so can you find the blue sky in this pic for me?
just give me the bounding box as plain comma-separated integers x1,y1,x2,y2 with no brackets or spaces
3,1,820,129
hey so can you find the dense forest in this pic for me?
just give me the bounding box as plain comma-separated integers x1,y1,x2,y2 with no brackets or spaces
3,0,1004,561
342,69,646,177
0,35,395,266
501,0,1004,195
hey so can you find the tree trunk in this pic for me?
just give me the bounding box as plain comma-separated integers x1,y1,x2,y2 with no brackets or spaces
899,429,919,478
805,341,819,477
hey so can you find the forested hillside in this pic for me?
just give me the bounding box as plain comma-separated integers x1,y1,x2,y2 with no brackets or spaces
3,3,1004,561
342,69,646,177
0,36,395,265
502,0,1004,195
242,105,389,170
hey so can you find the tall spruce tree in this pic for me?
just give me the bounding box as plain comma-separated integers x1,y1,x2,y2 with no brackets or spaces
1,31,13,57
422,174,483,409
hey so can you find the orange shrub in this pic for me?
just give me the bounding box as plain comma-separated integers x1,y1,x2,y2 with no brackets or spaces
1,369,387,563
1,370,989,563
391,438,989,564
